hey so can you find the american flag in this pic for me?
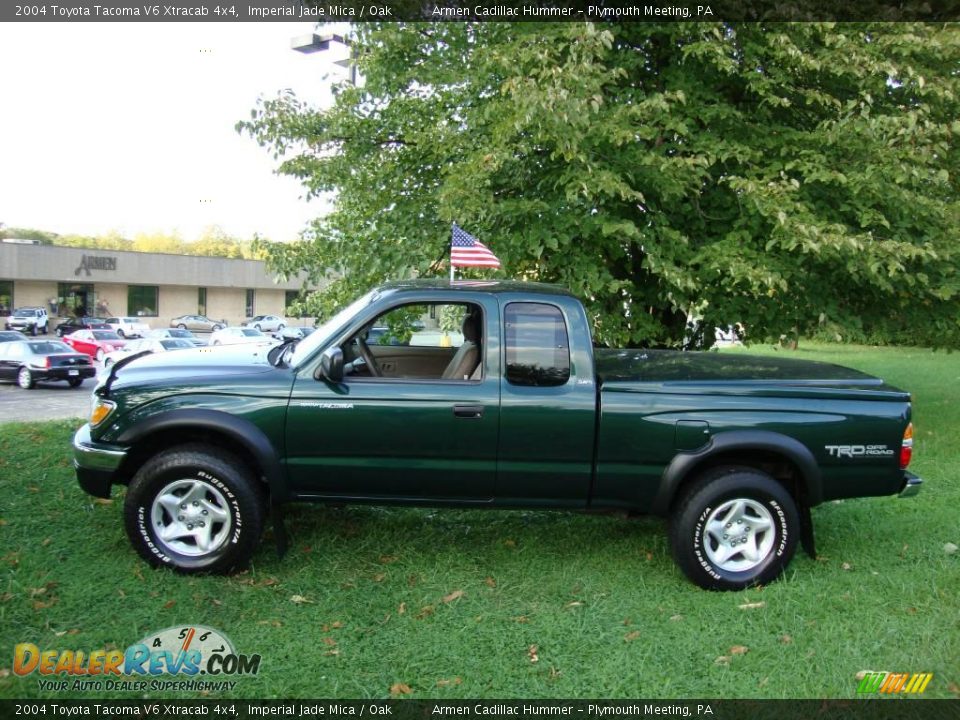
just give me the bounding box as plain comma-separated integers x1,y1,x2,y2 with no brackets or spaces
450,224,501,268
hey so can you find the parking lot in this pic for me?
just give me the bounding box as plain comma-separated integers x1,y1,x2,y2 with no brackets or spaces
0,375,93,423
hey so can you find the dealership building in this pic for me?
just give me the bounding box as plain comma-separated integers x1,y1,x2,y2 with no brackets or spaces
0,241,317,331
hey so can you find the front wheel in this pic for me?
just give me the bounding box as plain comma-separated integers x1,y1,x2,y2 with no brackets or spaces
96,349,105,362
178,323,187,330
117,329,126,338
669,467,799,591
123,445,265,574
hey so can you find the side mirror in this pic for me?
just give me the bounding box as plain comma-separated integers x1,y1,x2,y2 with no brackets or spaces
318,347,344,383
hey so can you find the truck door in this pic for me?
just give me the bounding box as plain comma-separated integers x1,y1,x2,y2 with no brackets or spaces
285,297,500,502
497,299,597,506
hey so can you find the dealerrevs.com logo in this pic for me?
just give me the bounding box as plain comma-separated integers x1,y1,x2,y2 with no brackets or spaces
856,670,933,695
13,625,260,693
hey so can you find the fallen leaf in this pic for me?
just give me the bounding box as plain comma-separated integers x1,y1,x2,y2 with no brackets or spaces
514,615,529,624
211,599,222,606
390,683,412,696
715,656,730,665
622,618,632,626
900,544,909,559
779,634,793,644
93,498,112,505
55,631,67,637
301,546,312,554
379,555,399,564
739,601,766,610
0,668,9,678
841,562,852,571
905,607,917,615
645,551,654,562
484,577,496,588
564,601,583,609
117,589,126,599
669,614,683,621
324,649,340,656
527,644,539,663
407,575,419,587
290,595,314,605
442,590,465,604
947,682,959,696
504,539,516,547
549,667,561,680
372,573,386,583
944,542,958,555
322,637,337,647
415,605,434,619
330,621,343,629
730,645,749,655
398,603,406,615
260,578,279,587
163,600,176,609
624,631,641,642
436,677,462,687
41,538,52,547
32,598,58,610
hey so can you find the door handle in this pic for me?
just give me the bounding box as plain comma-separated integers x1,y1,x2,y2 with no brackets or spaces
453,404,484,419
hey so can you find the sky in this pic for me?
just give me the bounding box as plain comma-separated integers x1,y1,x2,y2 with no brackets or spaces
0,22,350,243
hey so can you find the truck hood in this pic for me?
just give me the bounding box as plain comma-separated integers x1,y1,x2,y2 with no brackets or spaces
104,344,278,391
595,349,908,399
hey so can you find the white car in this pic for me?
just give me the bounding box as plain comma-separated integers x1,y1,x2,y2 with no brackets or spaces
106,316,151,339
146,328,206,347
102,337,195,367
241,315,285,333
209,327,271,346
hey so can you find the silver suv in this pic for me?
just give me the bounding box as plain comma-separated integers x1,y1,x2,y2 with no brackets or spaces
5,307,49,336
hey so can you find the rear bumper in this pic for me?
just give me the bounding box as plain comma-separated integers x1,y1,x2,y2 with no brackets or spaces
73,424,128,498
36,366,96,382
898,471,922,498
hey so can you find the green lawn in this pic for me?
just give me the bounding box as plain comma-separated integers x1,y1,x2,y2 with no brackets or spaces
0,342,957,700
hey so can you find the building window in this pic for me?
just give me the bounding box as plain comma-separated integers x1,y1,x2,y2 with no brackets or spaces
284,290,300,318
245,289,255,318
57,282,94,318
0,280,12,316
198,287,207,316
504,302,571,387
128,286,159,317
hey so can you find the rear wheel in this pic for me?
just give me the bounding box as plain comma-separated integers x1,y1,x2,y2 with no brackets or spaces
669,466,799,591
68,377,83,388
178,323,187,330
117,329,126,338
124,445,265,574
17,367,35,389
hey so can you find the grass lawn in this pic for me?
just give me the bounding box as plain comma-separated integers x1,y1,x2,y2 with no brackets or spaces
0,342,956,700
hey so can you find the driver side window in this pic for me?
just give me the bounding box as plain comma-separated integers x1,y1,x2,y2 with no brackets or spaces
342,302,482,382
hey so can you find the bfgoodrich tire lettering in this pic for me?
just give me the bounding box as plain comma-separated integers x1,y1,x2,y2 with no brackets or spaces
669,466,799,591
123,444,265,574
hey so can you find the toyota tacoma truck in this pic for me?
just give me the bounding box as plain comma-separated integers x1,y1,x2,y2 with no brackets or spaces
72,281,921,590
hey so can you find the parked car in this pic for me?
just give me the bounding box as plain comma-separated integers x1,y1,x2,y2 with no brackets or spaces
5,307,49,335
209,327,270,346
62,329,127,362
0,339,95,389
146,328,206,347
73,281,920,588
274,326,314,341
106,316,151,339
0,330,28,343
56,317,111,337
169,315,225,333
102,337,196,367
242,315,285,333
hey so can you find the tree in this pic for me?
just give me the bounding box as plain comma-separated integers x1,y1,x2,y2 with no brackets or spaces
240,22,960,348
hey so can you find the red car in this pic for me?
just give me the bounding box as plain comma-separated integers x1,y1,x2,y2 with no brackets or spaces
63,329,127,362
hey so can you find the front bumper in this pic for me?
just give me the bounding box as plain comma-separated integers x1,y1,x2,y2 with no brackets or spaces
73,424,128,498
898,471,922,498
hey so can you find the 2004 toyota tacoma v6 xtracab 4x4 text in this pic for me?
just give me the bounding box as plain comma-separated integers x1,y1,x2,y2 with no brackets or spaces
72,280,921,590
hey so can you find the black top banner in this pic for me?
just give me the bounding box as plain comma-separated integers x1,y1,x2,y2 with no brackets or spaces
3,0,959,22
2,700,959,720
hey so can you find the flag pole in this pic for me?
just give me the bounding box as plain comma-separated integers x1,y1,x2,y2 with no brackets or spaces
450,223,456,282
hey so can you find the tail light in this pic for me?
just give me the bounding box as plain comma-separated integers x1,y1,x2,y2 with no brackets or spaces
899,423,913,469
43,357,51,368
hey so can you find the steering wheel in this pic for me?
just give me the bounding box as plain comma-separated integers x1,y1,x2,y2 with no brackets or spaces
356,337,382,377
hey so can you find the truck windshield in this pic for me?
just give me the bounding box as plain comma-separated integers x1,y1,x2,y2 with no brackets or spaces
289,290,378,369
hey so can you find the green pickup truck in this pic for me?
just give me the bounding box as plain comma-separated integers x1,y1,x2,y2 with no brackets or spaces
73,280,920,590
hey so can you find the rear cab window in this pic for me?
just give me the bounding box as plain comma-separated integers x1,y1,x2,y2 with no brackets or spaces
504,302,570,387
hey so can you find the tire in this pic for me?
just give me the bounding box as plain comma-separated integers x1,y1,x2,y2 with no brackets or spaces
178,324,187,330
277,324,285,332
68,377,83,388
118,329,126,338
30,324,37,336
123,444,265,574
96,349,105,363
17,367,35,389
104,358,114,367
212,340,221,346
254,324,261,332
668,466,799,591
213,324,223,332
